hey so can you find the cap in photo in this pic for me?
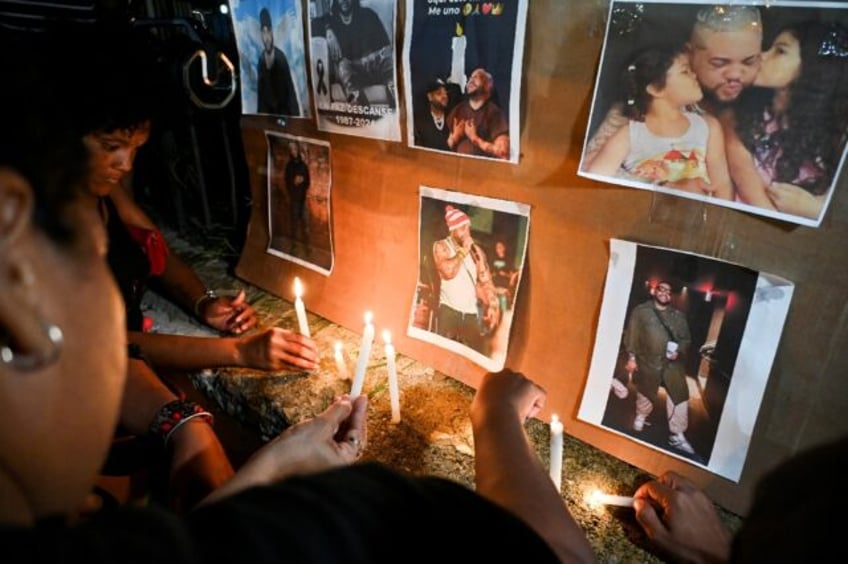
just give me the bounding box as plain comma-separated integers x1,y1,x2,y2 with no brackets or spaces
445,205,470,231
426,78,447,94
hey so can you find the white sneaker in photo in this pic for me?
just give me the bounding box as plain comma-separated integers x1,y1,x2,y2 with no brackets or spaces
669,433,695,454
633,414,647,432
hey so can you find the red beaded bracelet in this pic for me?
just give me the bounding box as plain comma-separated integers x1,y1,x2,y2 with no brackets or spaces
148,399,213,446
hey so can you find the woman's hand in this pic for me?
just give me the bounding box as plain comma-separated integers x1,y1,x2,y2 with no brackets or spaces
237,327,319,371
767,182,825,219
199,395,368,506
200,289,258,334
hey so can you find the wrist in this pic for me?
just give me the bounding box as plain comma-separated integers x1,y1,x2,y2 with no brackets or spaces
193,289,218,317
148,399,214,447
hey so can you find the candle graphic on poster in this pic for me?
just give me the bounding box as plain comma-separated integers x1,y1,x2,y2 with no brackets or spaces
449,22,467,93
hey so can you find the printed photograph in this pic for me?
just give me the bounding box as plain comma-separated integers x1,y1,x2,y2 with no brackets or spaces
231,0,311,117
407,186,530,372
266,131,334,274
403,0,528,162
577,0,848,228
307,0,401,141
579,240,794,480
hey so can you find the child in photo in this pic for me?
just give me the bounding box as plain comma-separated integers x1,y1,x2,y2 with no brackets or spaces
587,44,732,199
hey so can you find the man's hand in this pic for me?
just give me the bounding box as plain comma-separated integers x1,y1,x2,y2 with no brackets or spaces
236,327,319,372
633,471,732,564
200,289,257,334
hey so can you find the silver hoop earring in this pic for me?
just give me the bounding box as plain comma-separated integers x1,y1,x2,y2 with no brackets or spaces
0,323,63,371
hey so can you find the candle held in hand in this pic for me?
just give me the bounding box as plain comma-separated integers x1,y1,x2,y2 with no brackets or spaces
587,490,634,508
549,414,564,492
334,341,349,380
350,311,374,397
383,329,400,423
293,277,310,337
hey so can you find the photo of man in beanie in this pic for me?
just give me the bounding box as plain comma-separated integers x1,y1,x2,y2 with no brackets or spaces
432,205,500,354
257,6,300,116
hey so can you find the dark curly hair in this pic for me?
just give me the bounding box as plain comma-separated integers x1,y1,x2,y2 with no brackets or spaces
620,44,687,121
735,21,848,195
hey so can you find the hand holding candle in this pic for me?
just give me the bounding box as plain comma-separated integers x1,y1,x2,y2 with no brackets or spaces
293,277,310,338
383,329,400,423
549,414,564,492
350,311,374,397
334,341,349,380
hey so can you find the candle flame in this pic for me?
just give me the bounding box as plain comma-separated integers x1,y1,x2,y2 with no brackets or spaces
364,310,373,324
334,341,343,354
382,329,392,345
294,276,304,298
456,22,463,36
551,414,560,425
586,489,605,509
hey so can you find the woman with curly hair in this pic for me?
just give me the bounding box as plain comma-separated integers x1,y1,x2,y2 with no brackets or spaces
725,20,848,219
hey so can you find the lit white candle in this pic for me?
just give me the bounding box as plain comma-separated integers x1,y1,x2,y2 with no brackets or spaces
334,341,349,380
449,25,467,91
293,277,310,337
587,490,634,508
549,414,564,492
383,329,400,423
350,311,374,397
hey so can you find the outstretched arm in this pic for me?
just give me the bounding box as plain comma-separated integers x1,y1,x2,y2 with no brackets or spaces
471,370,596,563
128,327,319,372
110,184,257,333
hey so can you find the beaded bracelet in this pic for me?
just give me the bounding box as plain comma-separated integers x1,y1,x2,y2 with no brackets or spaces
148,399,213,447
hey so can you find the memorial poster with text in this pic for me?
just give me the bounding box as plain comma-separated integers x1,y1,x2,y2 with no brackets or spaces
403,0,528,162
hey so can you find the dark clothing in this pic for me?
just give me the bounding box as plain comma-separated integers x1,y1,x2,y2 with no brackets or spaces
1,463,558,563
624,300,692,405
447,98,509,157
257,47,299,116
103,197,154,332
284,155,310,241
437,304,485,354
732,437,848,562
327,8,392,101
328,8,389,64
414,111,450,151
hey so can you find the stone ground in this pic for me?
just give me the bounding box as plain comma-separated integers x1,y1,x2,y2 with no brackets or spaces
143,225,742,563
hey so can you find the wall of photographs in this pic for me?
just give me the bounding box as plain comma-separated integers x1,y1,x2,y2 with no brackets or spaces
232,0,848,515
